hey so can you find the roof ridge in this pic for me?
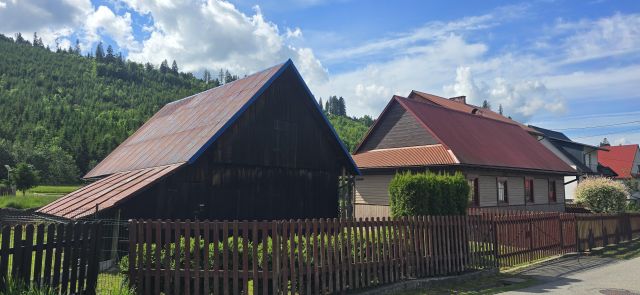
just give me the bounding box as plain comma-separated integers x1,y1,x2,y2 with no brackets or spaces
359,144,445,153
396,95,524,128
166,61,287,106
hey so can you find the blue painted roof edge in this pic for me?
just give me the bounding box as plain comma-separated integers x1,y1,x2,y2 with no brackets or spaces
188,58,360,175
187,60,291,164
288,61,361,175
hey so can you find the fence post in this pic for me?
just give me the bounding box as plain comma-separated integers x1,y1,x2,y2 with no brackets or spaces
575,215,581,252
492,215,499,269
127,220,137,289
625,213,632,241
558,214,564,253
272,221,281,295
528,216,533,262
85,222,103,295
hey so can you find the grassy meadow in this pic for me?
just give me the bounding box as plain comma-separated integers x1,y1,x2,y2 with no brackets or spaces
0,185,80,209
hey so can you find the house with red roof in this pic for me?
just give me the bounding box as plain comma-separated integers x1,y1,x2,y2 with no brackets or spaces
598,144,640,180
352,93,576,218
38,60,358,220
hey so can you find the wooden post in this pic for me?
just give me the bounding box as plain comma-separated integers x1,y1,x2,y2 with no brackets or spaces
492,215,499,269
110,209,122,265
558,214,564,253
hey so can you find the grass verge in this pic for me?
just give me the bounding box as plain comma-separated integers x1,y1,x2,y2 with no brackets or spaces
588,238,640,260
392,273,538,295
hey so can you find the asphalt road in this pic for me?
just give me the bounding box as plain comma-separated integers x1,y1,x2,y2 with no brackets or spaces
504,255,640,294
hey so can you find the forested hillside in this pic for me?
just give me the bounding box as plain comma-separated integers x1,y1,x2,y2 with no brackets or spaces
0,34,371,184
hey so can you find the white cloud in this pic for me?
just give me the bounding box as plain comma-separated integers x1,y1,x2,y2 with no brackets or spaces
613,137,630,146
443,67,565,121
0,0,92,48
84,5,138,50
314,34,488,117
123,0,327,85
320,4,526,63
559,13,640,62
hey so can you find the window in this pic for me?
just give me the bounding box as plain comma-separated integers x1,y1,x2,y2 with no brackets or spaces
524,179,534,203
584,153,591,167
468,178,479,207
497,179,508,204
549,180,557,203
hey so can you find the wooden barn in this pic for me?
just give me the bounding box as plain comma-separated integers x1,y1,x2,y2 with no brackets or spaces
38,60,359,220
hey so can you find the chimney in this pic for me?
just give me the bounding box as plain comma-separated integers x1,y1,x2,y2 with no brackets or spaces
449,96,466,104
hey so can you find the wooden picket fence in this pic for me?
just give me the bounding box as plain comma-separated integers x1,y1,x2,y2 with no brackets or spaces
479,210,577,267
0,222,102,294
128,216,497,295
576,213,640,251
470,209,640,268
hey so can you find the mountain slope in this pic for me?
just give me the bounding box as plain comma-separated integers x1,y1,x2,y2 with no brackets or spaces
0,35,213,182
0,34,371,184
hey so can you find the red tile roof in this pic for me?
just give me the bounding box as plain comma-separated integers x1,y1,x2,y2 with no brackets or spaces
38,164,183,219
355,96,575,174
352,144,457,169
408,90,541,135
598,144,639,179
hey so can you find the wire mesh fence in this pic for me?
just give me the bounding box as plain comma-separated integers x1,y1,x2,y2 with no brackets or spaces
0,208,131,294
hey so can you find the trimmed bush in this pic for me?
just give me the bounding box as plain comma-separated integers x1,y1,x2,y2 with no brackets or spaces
389,171,470,217
576,177,629,213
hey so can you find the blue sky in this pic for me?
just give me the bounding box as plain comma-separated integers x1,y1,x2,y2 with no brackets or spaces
1,0,639,146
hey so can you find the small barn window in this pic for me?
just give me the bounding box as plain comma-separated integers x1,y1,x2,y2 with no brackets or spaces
497,179,508,204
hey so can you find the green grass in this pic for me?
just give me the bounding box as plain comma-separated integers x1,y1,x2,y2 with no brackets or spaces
27,185,79,195
97,273,133,295
0,185,80,209
0,194,64,209
393,274,538,295
589,238,640,260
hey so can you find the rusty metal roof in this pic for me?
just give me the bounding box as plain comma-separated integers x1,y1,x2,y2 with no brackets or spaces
394,97,576,174
408,90,541,135
85,59,358,178
85,62,287,178
38,164,183,219
352,144,457,169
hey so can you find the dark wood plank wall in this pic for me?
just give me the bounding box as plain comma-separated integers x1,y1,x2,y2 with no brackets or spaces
117,67,344,221
359,101,438,152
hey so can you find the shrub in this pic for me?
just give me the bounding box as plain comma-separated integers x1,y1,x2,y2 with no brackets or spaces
389,171,469,217
575,177,629,213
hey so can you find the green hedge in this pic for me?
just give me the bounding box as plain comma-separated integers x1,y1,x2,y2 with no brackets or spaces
389,171,469,217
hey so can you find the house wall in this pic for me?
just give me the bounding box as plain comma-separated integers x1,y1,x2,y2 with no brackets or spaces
116,66,347,221
565,173,579,201
358,101,438,152
633,149,640,176
354,168,566,218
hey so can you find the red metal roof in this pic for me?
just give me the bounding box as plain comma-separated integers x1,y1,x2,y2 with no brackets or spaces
408,91,541,135
38,164,183,219
386,97,575,173
352,144,457,169
85,62,286,178
598,144,639,179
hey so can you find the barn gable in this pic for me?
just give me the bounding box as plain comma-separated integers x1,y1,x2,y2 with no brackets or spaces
39,60,357,219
